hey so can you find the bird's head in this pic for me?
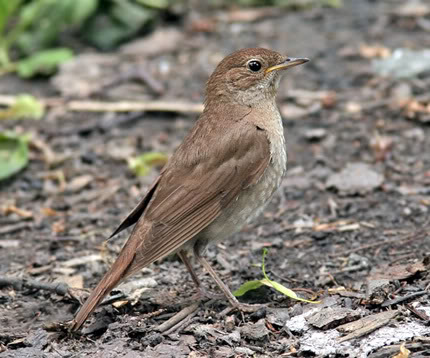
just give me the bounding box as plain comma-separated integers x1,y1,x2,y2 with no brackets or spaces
205,48,309,107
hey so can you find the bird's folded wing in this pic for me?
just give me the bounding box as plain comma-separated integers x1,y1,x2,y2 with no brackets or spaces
125,118,271,274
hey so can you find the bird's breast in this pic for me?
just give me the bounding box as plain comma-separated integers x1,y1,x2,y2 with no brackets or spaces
194,123,287,251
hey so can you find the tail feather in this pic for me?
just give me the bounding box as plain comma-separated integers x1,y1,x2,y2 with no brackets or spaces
71,230,143,331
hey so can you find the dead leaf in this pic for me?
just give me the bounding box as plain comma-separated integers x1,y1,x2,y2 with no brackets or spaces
57,275,83,289
359,44,391,58
401,99,430,123
112,300,129,308
3,205,33,218
66,174,93,193
41,207,59,217
392,343,410,358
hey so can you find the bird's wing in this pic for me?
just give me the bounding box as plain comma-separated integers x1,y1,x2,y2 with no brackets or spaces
108,177,161,239
126,111,272,274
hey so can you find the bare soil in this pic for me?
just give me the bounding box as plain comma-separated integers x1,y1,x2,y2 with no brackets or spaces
1,0,429,357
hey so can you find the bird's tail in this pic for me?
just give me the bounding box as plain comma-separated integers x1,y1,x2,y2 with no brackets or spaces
71,231,143,332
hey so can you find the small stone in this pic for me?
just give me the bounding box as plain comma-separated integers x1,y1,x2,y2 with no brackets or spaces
326,162,384,195
240,319,269,340
403,207,412,216
234,347,255,355
304,128,327,141
266,308,290,327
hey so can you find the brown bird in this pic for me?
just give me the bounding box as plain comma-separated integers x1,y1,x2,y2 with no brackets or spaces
71,48,309,331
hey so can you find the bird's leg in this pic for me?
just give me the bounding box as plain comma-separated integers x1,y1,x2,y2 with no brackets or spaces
178,250,224,300
194,248,266,313
177,250,201,288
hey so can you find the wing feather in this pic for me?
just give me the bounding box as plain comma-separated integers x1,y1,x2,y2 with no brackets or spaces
126,109,272,271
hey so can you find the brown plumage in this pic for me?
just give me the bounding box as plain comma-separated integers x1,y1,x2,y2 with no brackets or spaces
71,48,309,331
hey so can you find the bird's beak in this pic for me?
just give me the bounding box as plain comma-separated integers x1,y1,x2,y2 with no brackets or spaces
266,57,310,74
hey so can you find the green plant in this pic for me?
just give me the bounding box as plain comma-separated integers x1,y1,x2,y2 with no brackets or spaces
0,131,29,180
128,152,168,177
234,248,321,303
0,0,93,76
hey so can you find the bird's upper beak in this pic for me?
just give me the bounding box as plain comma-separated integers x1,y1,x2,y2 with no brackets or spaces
266,57,310,74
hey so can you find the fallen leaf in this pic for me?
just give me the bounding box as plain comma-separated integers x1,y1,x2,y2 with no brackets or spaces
233,280,264,297
392,343,410,358
128,152,168,177
0,95,44,120
0,132,29,181
17,48,74,78
359,44,391,59
67,174,93,193
3,205,33,218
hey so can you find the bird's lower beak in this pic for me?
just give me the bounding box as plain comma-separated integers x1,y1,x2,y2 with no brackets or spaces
266,57,310,73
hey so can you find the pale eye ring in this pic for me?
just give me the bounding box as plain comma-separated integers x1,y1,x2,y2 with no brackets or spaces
247,60,262,72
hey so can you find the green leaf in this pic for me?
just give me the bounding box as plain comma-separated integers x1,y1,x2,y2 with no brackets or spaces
0,132,29,180
16,48,73,78
233,248,321,303
111,0,154,31
260,278,319,303
0,0,23,34
233,280,264,297
261,248,320,303
128,152,168,177
136,0,170,9
0,94,44,120
68,0,99,24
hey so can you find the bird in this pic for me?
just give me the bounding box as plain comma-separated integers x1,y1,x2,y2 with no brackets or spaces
71,48,309,331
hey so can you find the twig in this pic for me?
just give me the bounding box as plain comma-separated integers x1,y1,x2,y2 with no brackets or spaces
66,100,203,113
381,291,428,307
406,303,430,321
156,302,200,333
0,222,31,236
0,276,70,296
0,94,204,114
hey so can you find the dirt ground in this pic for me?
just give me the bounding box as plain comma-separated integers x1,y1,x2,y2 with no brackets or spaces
1,0,430,357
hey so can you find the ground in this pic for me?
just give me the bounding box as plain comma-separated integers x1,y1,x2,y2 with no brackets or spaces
1,0,430,357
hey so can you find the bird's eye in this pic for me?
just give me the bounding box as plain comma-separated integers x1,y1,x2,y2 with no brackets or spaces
247,60,262,72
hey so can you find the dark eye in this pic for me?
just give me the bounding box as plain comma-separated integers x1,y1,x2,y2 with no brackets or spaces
247,60,262,72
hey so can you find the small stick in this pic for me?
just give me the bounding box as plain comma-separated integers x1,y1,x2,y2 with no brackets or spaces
381,291,428,307
0,95,203,114
0,276,70,296
66,100,203,113
156,302,200,333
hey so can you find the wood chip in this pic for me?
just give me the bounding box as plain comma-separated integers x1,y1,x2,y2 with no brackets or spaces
62,254,102,267
336,310,398,342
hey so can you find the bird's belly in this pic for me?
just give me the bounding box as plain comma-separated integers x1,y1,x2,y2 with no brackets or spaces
193,133,286,252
